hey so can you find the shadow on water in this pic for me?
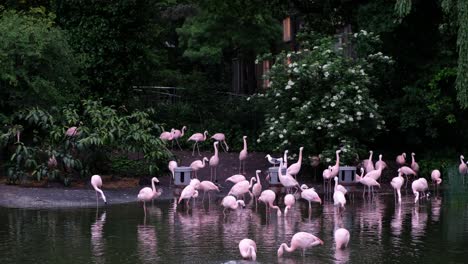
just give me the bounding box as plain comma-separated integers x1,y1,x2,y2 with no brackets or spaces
2,180,468,263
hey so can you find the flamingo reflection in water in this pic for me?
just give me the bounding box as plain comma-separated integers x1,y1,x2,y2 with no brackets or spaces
91,211,106,264
411,205,428,240
137,224,158,264
431,197,442,222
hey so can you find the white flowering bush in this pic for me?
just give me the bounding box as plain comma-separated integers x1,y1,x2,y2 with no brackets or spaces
253,32,392,164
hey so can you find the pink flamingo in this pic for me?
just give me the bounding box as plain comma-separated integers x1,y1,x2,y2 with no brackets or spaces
277,232,324,257
431,169,442,193
137,177,162,216
66,126,79,137
334,228,350,249
199,180,220,202
333,189,346,209
300,184,322,212
334,176,347,195
278,159,300,193
91,175,107,205
459,155,467,176
284,194,295,216
364,160,383,182
239,238,257,261
168,160,177,185
211,133,229,152
225,174,246,184
228,178,254,200
177,185,199,208
283,150,289,168
330,150,342,178
172,126,186,150
400,166,417,188
323,166,333,195
187,130,208,156
251,170,262,208
391,169,404,203
364,150,375,173
412,178,428,203
258,190,282,216
159,129,175,141
209,142,220,182
190,157,208,178
411,153,419,174
221,195,245,216
239,136,248,174
286,147,304,178
357,175,380,198
396,152,406,166
375,153,387,170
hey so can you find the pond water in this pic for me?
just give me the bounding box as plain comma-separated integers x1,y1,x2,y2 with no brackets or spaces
0,189,467,264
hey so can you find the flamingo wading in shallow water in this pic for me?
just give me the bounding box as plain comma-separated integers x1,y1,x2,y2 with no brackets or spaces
221,195,245,216
188,130,208,156
286,147,304,178
137,177,162,216
239,238,257,261
396,152,406,167
211,133,229,152
91,175,107,206
431,169,442,193
459,155,467,184
277,232,324,257
168,160,177,185
239,136,248,174
258,189,282,217
391,169,405,203
284,194,295,216
209,142,220,182
334,228,350,249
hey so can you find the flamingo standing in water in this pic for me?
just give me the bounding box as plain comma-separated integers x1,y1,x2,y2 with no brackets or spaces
278,159,300,193
137,177,162,216
209,142,220,182
172,126,186,150
391,169,404,203
251,170,262,208
334,176,348,195
396,152,406,166
375,153,387,170
333,189,346,210
431,169,442,193
188,130,208,156
177,185,198,208
277,232,323,257
239,238,257,261
411,153,419,174
225,174,246,184
198,180,220,202
334,228,350,249
300,184,322,214
239,136,248,174
357,174,380,198
190,157,208,178
412,178,428,203
228,178,254,200
91,175,107,206
284,194,295,216
221,195,245,216
286,147,304,178
400,166,417,188
168,160,177,185
323,166,333,195
211,133,229,152
364,150,375,173
364,160,383,182
459,155,467,184
258,190,282,216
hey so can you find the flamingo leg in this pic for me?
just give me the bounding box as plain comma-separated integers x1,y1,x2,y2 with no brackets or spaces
214,167,217,182
210,167,213,182
143,201,146,217
196,142,201,156
171,140,174,149
239,160,242,174
192,142,196,156
223,141,229,152
176,139,182,150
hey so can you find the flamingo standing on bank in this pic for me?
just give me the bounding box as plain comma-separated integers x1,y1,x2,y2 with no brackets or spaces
284,194,295,216
391,169,405,203
375,153,387,170
411,153,419,174
287,147,304,179
258,189,282,217
239,238,257,261
91,175,107,206
278,159,300,194
172,126,186,150
209,142,220,182
396,152,406,166
251,170,262,208
364,150,375,173
239,136,248,174
211,133,229,152
228,178,254,200
66,126,80,137
137,177,162,216
277,232,324,257
188,130,208,156
168,160,177,185
159,129,175,142
400,166,417,188
199,180,220,202
431,169,442,193
190,157,208,178
459,155,467,181
300,184,322,213
226,174,246,184
221,195,245,216
412,178,428,203
334,228,350,249
178,185,199,208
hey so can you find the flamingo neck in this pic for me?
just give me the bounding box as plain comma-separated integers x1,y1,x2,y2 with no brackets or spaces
298,148,303,166
249,177,255,188
270,203,282,216
255,172,260,184
414,191,419,203
335,152,340,166
243,138,247,151
412,154,415,163
334,178,338,190
201,159,206,167
151,178,156,194
249,246,256,260
280,243,295,253
369,152,373,160
181,127,186,136
95,188,106,202
214,144,218,156
203,132,207,140
461,156,465,164
235,200,242,209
